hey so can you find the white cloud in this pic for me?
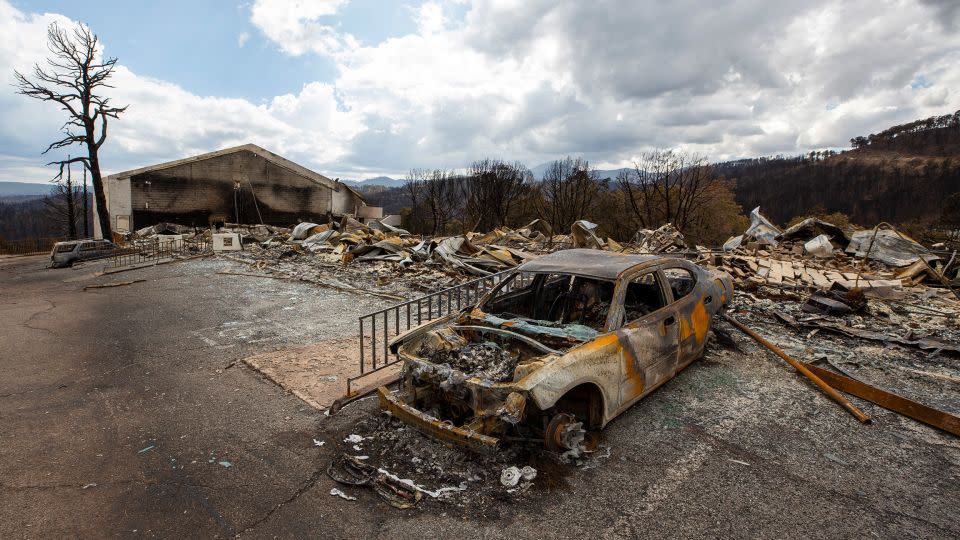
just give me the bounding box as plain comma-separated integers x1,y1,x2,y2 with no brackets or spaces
237,31,249,47
416,2,448,35
249,0,356,56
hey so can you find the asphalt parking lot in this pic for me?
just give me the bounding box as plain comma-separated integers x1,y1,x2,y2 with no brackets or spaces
1,254,957,538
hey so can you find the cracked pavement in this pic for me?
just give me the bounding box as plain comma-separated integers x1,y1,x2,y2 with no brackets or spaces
1,254,958,538
0,255,384,537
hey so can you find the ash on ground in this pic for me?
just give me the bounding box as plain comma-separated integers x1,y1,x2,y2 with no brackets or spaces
328,410,610,509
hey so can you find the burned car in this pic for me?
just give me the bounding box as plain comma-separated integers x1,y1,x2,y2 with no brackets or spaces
50,239,117,268
378,249,733,456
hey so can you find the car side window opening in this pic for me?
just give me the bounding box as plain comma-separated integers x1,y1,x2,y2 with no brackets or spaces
482,271,614,331
79,242,97,252
664,267,697,301
623,272,668,322
483,271,546,318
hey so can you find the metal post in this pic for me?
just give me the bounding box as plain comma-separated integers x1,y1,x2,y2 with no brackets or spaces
383,311,389,365
359,317,365,374
371,315,377,370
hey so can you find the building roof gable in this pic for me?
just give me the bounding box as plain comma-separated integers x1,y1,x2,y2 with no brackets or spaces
105,143,365,202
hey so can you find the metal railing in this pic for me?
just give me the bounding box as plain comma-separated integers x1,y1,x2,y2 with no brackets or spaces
0,237,61,256
349,267,535,394
109,238,211,267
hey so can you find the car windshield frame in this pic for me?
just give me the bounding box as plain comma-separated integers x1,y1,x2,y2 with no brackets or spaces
479,269,621,333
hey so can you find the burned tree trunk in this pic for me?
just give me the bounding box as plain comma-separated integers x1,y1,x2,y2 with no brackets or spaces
13,22,127,241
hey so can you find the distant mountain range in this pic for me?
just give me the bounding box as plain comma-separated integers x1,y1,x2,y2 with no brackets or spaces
342,167,634,189
341,176,405,189
0,181,52,197
528,163,634,181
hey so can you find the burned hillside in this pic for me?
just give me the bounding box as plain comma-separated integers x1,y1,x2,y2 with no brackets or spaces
719,110,960,226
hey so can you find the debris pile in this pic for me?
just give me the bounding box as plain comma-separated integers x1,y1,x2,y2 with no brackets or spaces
323,411,606,509
565,220,624,252
714,208,950,292
720,274,960,426
713,208,960,426
420,341,519,382
631,223,688,254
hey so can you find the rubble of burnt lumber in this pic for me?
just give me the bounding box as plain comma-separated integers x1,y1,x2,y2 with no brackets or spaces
123,206,960,318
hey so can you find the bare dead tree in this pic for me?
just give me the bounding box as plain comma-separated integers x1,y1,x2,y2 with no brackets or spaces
403,169,427,234
617,149,716,234
14,22,127,240
42,175,84,239
426,169,458,235
404,169,462,235
463,159,530,232
537,157,607,233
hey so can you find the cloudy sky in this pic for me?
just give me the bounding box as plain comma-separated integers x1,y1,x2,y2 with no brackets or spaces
1,0,957,183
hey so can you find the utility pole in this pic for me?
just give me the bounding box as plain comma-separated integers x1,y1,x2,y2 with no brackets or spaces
83,166,89,238
66,157,76,239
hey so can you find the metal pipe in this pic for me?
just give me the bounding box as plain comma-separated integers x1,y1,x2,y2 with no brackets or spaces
803,362,958,436
723,313,871,424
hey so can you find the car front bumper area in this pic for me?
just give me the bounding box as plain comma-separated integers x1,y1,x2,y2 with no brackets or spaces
377,387,501,452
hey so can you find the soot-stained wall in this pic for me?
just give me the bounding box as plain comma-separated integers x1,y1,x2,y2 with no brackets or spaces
128,150,342,229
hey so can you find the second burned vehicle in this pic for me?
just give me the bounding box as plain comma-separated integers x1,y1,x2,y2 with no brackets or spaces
378,249,733,457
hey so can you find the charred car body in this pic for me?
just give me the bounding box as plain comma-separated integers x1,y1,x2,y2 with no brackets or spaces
378,249,733,456
50,239,117,268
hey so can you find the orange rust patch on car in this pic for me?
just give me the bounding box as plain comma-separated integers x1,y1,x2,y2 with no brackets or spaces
714,278,727,303
680,299,711,343
617,332,644,397
581,332,620,350
691,300,710,342
565,332,621,358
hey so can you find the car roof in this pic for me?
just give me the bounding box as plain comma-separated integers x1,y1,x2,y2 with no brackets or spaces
518,249,663,280
54,239,111,248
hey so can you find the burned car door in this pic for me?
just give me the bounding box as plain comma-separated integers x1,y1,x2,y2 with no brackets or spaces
662,263,712,367
615,268,679,406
